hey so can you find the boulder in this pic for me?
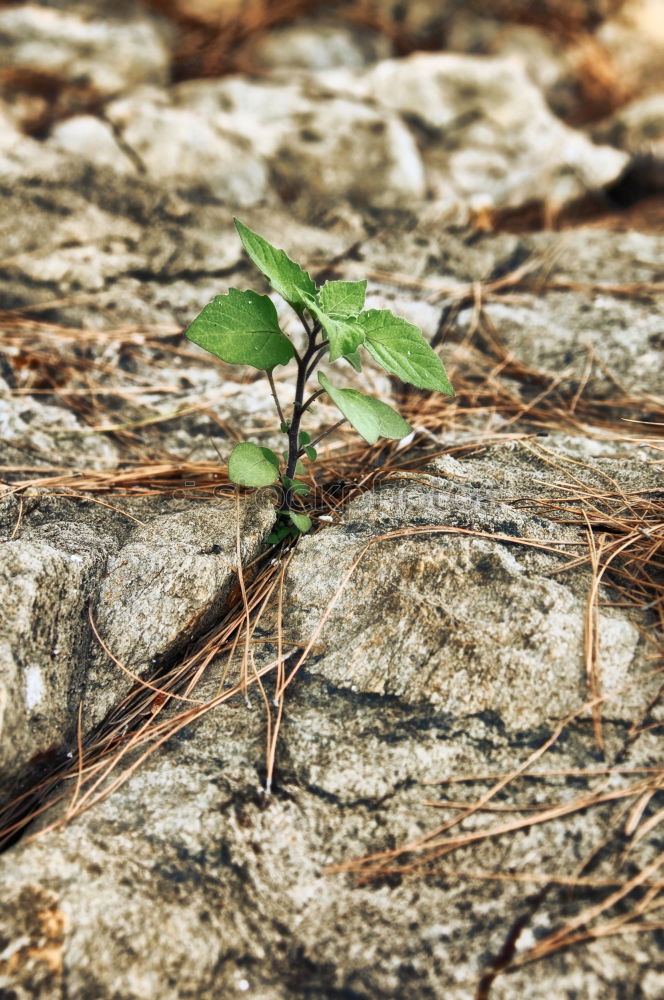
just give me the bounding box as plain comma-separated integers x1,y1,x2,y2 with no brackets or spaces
0,492,275,796
0,670,658,999
318,53,628,218
279,469,656,732
0,3,170,95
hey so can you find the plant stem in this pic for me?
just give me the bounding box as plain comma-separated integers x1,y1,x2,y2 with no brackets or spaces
279,314,324,510
266,370,287,428
299,418,346,456
301,388,324,412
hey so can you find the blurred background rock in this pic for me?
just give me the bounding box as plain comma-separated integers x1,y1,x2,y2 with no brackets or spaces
0,0,662,229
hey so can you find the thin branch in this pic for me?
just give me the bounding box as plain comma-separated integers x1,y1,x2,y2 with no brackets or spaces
301,388,325,413
266,370,287,428
298,418,347,455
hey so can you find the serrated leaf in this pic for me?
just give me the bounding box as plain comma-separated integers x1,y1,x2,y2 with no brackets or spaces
319,280,366,318
234,219,316,309
357,309,454,394
307,299,365,362
228,442,280,487
289,512,312,533
344,348,363,372
298,430,311,445
318,372,411,445
304,445,317,461
185,288,294,371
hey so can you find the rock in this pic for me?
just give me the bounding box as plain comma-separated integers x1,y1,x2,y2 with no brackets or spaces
359,0,624,45
594,92,664,157
0,492,130,794
0,384,120,471
446,17,582,120
105,87,272,206
92,494,275,719
268,95,426,211
49,115,136,174
471,290,662,396
597,0,664,99
0,3,170,95
0,492,274,797
250,22,392,70
279,471,655,732
174,77,426,210
28,50,628,221
0,670,659,999
319,53,628,219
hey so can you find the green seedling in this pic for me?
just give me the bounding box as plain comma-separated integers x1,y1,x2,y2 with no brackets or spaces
185,219,454,543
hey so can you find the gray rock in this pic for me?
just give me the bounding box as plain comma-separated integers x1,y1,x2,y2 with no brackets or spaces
318,53,628,219
280,472,655,732
0,671,658,999
106,87,272,206
0,492,274,796
171,77,426,210
250,22,393,70
92,494,275,719
474,290,662,396
49,115,136,174
0,493,130,793
0,3,170,94
594,92,664,158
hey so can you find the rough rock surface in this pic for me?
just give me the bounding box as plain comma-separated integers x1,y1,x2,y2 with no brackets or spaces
280,469,656,732
0,493,274,797
0,2,662,998
4,51,627,220
0,672,660,1000
92,494,275,720
0,3,170,94
318,54,628,216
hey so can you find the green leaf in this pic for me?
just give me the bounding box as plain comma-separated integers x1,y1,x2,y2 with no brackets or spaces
298,430,311,445
307,299,365,362
319,280,366,318
228,442,280,487
185,288,294,371
267,521,295,544
357,309,454,394
234,219,316,309
304,445,317,461
318,372,411,445
344,348,363,372
289,512,312,533
294,459,306,475
290,480,311,496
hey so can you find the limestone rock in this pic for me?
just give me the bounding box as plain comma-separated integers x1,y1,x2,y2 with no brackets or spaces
0,3,170,94
92,494,276,719
594,92,664,158
280,473,655,731
105,88,271,206
475,290,662,396
0,493,130,793
49,115,136,174
319,53,628,218
0,492,274,796
174,77,426,210
250,22,392,70
0,672,658,999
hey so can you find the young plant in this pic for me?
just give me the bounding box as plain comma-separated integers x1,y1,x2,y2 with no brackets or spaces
184,219,454,542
